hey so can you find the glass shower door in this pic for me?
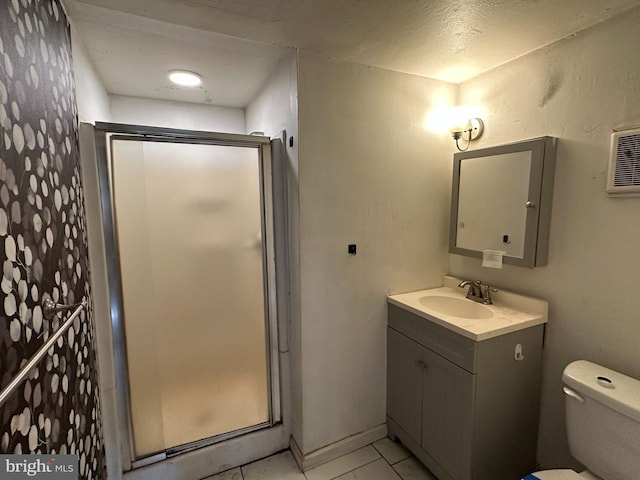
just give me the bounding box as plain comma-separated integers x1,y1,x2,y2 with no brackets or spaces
110,138,271,460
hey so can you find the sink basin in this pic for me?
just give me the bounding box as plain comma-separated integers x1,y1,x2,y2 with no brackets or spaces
418,295,493,319
388,277,548,340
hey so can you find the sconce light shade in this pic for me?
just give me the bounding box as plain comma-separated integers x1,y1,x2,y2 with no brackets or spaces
424,105,485,150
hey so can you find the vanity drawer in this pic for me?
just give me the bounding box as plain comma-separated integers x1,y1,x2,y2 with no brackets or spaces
388,304,477,373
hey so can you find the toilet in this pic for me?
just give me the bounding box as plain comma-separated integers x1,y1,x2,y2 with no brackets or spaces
523,360,640,480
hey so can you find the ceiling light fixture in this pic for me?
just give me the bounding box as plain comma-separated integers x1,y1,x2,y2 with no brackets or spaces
168,70,202,87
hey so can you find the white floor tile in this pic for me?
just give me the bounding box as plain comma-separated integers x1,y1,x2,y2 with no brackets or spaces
333,459,401,480
392,457,437,480
372,438,412,465
304,446,381,480
242,451,305,480
202,467,243,480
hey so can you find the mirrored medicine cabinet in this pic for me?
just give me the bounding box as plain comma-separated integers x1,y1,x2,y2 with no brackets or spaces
449,136,557,268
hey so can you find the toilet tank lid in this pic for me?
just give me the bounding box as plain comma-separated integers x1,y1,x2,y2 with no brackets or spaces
563,360,640,423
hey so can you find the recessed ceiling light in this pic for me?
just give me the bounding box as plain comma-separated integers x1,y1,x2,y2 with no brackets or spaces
168,70,202,87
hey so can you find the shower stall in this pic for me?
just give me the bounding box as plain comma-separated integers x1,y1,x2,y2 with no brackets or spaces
80,123,284,476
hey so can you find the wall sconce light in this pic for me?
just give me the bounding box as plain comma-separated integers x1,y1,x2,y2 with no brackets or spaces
450,117,484,151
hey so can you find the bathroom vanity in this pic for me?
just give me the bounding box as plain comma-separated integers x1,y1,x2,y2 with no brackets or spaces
387,277,548,480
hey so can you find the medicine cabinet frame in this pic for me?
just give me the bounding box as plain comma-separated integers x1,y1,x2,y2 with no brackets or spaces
449,136,557,268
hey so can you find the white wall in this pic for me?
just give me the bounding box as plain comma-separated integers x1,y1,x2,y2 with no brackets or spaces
71,28,112,123
246,52,300,447
296,51,456,456
111,95,245,132
246,52,298,141
453,7,640,469
70,22,116,476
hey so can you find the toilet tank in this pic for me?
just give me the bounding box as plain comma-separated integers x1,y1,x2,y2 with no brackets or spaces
562,360,640,480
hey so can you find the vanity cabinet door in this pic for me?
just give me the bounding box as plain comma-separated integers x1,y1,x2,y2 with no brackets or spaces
387,328,424,442
421,349,475,480
387,304,543,480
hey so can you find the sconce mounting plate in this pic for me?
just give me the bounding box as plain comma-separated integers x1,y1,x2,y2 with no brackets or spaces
466,118,484,141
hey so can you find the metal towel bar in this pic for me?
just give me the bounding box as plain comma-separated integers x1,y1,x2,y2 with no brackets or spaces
0,299,87,408
43,298,86,320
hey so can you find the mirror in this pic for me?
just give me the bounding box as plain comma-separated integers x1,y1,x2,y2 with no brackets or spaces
449,137,557,268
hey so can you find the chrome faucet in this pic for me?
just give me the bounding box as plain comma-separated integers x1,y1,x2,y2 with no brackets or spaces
458,280,498,305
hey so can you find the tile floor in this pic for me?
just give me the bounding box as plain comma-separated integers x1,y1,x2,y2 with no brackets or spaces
204,437,437,480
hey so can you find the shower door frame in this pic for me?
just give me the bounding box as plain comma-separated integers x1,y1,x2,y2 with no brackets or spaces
92,122,281,471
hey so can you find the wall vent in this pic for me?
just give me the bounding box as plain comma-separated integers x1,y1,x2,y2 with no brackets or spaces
607,128,640,197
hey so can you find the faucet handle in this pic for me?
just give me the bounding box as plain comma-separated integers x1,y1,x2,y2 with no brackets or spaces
479,283,498,304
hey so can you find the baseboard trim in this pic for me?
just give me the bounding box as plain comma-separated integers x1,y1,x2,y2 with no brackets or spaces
289,424,387,471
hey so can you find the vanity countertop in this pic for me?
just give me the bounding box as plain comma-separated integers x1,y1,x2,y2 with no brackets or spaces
388,276,548,341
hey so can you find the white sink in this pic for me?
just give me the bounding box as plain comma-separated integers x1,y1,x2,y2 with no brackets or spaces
419,295,493,319
388,276,548,341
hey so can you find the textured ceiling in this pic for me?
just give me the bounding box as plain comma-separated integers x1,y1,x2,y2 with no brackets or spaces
64,0,640,107
64,1,291,107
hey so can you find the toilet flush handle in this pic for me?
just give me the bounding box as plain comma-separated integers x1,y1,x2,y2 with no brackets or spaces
563,386,585,403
